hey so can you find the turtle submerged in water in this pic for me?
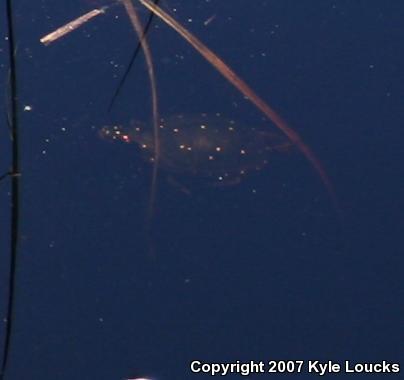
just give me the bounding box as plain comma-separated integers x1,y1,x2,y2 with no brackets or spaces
99,113,292,187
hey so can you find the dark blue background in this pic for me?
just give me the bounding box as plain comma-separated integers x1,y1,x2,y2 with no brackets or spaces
0,1,403,379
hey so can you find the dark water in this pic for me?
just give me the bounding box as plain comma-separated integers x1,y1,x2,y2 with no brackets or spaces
0,1,403,379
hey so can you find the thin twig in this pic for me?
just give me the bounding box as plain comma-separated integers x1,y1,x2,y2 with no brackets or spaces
0,1,21,379
108,0,160,111
40,7,107,46
121,0,160,238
